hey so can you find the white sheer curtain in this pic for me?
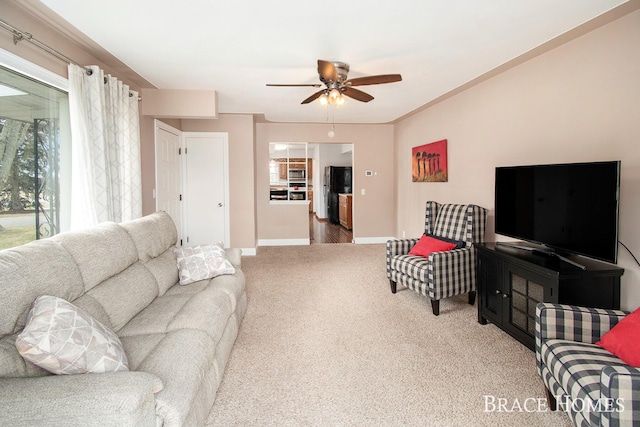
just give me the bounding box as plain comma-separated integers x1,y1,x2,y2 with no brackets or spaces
67,64,142,229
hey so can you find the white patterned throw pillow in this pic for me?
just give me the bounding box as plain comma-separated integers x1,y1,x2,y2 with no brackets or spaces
15,295,129,375
174,243,236,285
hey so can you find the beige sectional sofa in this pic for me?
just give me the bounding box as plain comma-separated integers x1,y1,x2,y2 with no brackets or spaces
0,212,247,426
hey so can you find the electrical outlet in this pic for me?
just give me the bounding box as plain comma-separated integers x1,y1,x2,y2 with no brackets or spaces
402,230,406,238
361,188,366,196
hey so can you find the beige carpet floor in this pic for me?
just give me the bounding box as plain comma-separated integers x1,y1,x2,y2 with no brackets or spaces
205,243,572,426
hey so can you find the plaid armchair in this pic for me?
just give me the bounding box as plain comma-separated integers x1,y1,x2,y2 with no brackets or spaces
386,201,487,315
535,303,640,427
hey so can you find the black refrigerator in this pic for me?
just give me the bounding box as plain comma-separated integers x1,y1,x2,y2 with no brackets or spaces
324,166,352,225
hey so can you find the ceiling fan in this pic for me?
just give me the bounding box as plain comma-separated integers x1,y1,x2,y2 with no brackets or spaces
266,59,402,105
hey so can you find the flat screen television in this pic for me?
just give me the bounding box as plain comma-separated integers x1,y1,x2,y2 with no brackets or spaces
494,161,621,264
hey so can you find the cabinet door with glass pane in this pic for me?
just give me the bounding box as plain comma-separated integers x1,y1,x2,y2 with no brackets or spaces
503,263,557,342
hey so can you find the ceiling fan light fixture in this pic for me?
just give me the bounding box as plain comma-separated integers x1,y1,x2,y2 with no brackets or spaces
318,93,329,106
328,88,342,105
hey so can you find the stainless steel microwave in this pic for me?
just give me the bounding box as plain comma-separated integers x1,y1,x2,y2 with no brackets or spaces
289,169,306,179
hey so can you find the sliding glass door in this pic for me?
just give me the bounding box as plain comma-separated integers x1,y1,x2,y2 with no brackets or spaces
0,65,69,249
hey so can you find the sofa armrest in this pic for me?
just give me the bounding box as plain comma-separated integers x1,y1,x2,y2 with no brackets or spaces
535,303,628,344
386,238,419,279
426,247,476,299
386,238,419,257
600,365,640,426
0,371,163,427
225,247,242,268
535,303,629,374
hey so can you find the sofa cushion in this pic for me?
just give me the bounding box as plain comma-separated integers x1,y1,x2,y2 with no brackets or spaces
70,294,115,330
596,307,640,367
143,248,179,296
85,262,159,331
165,269,246,313
52,222,138,292
119,334,166,370
120,211,178,262
119,285,234,345
174,244,236,286
0,334,51,378
134,329,217,427
16,296,129,375
0,239,84,337
388,254,430,282
541,339,630,425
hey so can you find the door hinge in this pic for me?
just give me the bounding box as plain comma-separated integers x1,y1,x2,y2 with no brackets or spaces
179,194,182,201
178,147,181,155
180,239,183,246
187,236,190,243
184,147,187,154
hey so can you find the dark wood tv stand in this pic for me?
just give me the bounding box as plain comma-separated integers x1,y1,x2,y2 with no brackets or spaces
476,242,623,350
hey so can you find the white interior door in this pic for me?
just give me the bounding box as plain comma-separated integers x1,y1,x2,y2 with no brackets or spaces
154,121,182,245
183,133,229,247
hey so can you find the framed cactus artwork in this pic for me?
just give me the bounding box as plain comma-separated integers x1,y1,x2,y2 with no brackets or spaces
412,139,448,182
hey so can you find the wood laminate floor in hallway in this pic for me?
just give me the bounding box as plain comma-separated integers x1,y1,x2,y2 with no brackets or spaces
309,214,353,244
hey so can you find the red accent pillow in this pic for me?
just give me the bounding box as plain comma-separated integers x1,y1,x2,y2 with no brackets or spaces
408,234,457,258
596,307,640,367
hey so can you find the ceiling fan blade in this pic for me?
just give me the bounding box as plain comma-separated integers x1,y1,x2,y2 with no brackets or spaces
301,90,326,104
266,83,322,87
342,87,374,103
345,74,402,87
317,60,338,82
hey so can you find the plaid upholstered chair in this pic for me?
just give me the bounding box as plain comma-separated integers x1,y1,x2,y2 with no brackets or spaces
386,201,487,315
536,303,640,427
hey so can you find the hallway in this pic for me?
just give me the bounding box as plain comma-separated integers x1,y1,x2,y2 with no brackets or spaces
309,214,352,244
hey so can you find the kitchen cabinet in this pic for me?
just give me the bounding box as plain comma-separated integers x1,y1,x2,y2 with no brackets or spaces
278,162,287,180
477,242,623,350
289,158,306,172
339,193,352,230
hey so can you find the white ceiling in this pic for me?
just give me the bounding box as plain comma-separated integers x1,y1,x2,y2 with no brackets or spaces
39,0,627,124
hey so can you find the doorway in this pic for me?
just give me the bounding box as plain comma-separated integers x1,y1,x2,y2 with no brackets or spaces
154,123,230,247
309,214,352,243
309,142,353,244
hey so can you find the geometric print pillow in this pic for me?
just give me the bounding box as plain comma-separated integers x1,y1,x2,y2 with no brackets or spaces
174,242,236,286
15,295,129,375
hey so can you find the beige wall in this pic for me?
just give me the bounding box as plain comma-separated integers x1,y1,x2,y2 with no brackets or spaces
180,115,256,249
256,123,395,242
394,10,640,310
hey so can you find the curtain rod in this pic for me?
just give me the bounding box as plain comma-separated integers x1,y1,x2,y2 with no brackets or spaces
0,18,142,100
0,18,93,75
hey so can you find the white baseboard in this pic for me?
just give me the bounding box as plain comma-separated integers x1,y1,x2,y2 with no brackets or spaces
353,236,394,244
258,238,311,247
252,237,391,248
